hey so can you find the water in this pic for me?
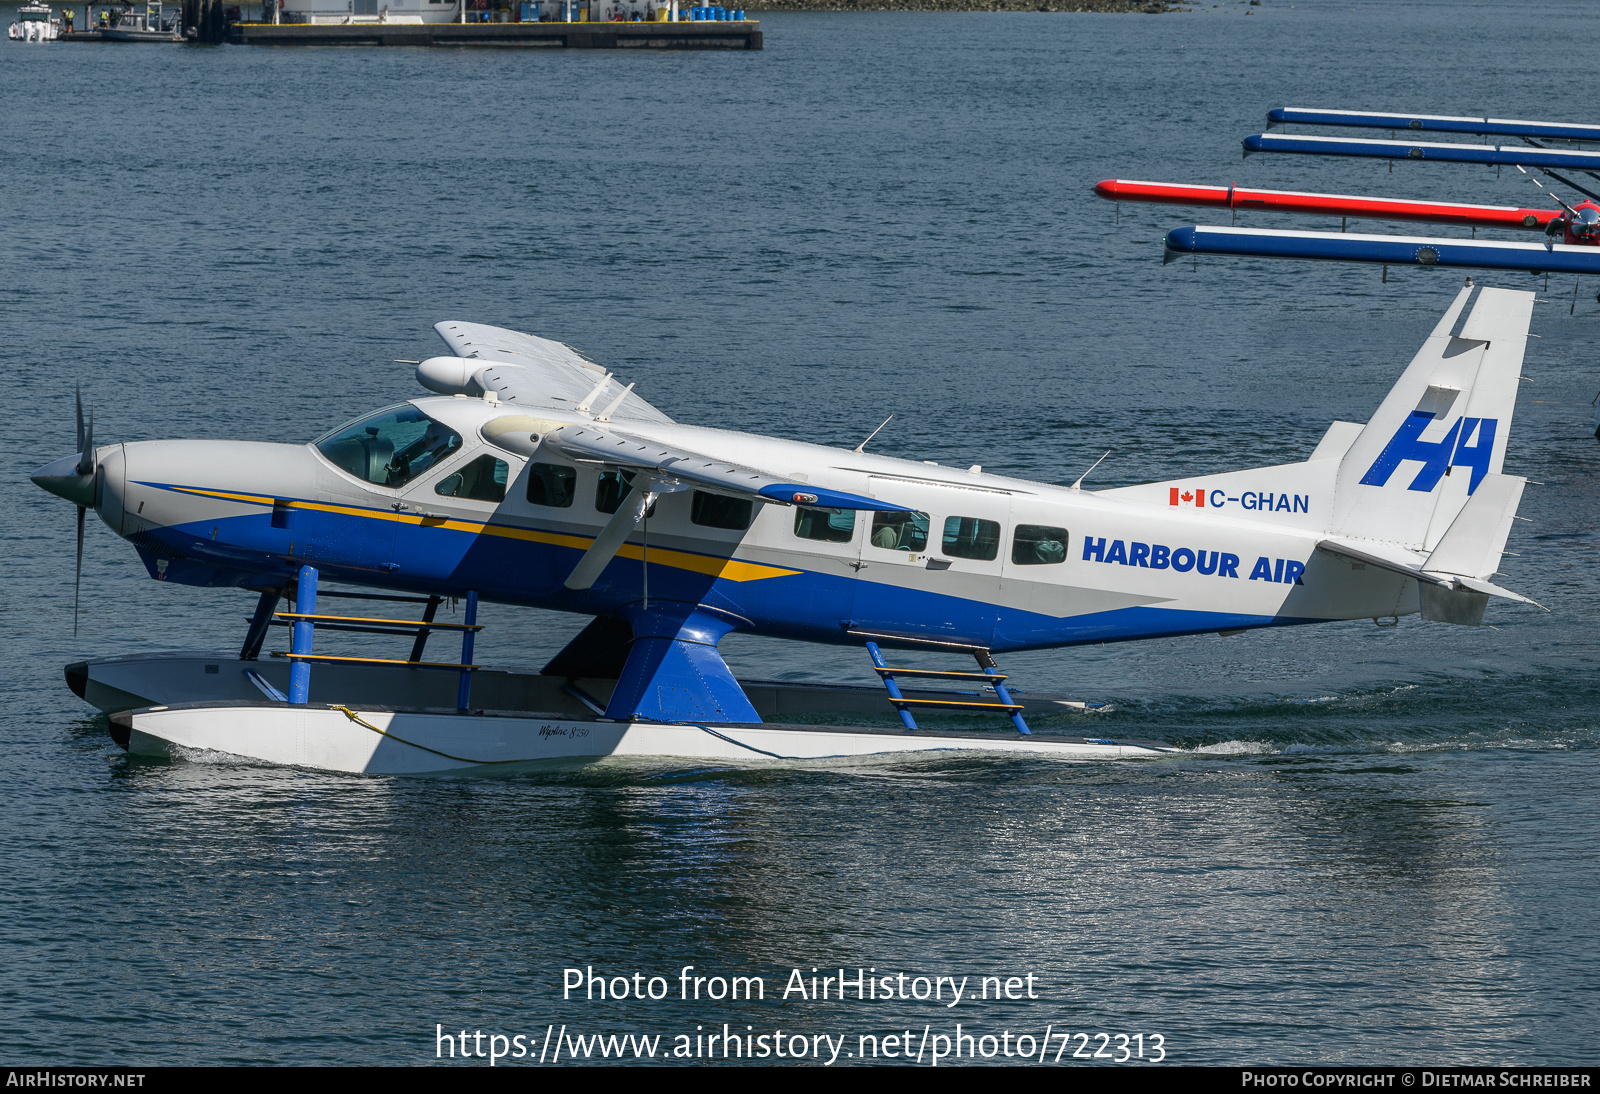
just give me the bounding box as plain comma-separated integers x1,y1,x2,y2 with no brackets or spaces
4,0,1600,1065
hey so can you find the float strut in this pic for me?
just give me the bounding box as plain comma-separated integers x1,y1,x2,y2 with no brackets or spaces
240,589,281,661
408,595,442,662
287,566,318,704
456,590,478,712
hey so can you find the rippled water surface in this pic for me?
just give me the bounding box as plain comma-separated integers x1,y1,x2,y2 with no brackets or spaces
3,0,1599,1065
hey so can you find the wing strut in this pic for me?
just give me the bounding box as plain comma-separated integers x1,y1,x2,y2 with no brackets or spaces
563,477,688,591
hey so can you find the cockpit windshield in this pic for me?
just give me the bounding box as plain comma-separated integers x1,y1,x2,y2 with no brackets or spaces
315,405,463,489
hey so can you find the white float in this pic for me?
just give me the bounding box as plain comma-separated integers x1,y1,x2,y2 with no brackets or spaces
115,702,1173,775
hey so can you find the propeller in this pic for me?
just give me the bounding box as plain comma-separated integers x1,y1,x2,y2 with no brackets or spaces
73,385,95,637
29,385,104,637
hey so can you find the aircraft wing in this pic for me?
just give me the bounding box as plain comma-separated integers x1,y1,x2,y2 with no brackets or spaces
539,424,912,511
433,321,673,425
1266,107,1600,144
1095,179,1558,231
1164,226,1600,276
1242,133,1600,171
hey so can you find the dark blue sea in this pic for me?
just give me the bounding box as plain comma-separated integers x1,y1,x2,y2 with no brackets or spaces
3,0,1598,1066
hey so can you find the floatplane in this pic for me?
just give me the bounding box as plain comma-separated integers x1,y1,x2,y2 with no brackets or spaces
32,284,1540,773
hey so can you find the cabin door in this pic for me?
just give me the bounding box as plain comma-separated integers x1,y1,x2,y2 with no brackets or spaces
849,478,1003,647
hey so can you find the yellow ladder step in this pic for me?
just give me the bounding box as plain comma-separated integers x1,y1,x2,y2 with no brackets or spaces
275,611,483,631
272,652,479,671
889,697,1025,713
873,666,1007,682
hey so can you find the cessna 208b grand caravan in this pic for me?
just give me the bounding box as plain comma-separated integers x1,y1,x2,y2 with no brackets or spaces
31,284,1539,773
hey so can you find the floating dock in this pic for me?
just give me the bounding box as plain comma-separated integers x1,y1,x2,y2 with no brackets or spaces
227,18,759,47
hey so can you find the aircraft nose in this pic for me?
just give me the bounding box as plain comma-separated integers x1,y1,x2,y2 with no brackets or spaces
31,454,96,507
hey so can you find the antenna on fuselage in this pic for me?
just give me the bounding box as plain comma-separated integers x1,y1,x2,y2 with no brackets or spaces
854,414,894,454
1070,450,1112,491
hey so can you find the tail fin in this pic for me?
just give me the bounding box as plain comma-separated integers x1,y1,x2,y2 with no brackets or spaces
1330,284,1533,551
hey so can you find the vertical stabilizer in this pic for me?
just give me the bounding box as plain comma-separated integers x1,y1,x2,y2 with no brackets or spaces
1330,285,1533,551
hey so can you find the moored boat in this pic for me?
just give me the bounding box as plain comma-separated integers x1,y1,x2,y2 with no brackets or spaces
8,1,62,40
100,1,182,40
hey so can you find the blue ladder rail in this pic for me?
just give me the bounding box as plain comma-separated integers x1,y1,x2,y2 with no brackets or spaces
862,637,1031,736
272,567,481,708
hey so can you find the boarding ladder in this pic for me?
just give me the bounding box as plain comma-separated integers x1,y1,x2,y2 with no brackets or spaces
853,630,1030,735
239,566,483,710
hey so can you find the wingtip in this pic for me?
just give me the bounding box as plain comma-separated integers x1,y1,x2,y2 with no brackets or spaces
1163,226,1198,263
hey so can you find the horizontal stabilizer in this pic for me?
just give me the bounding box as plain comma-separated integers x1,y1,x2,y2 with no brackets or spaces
1317,538,1540,609
1243,132,1600,171
1266,107,1600,144
539,424,913,511
1096,179,1556,231
1164,226,1600,276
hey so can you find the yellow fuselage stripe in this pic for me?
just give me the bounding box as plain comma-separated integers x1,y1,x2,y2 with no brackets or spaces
164,486,800,584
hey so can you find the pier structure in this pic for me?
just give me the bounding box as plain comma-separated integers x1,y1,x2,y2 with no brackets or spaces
227,17,759,46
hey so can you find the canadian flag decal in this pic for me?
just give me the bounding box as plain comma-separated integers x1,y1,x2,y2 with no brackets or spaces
1169,487,1205,508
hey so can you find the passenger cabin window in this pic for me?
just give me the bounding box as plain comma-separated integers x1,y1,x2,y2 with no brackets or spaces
794,506,855,543
316,406,462,489
595,470,655,518
942,516,1000,561
526,462,577,508
691,491,753,531
596,470,635,515
870,511,929,552
1013,524,1068,565
435,455,508,504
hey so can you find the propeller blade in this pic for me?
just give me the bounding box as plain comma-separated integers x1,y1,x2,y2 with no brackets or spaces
74,504,85,638
75,384,85,453
77,410,94,477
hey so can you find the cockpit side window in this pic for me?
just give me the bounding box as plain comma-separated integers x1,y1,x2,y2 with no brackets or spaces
316,406,463,489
